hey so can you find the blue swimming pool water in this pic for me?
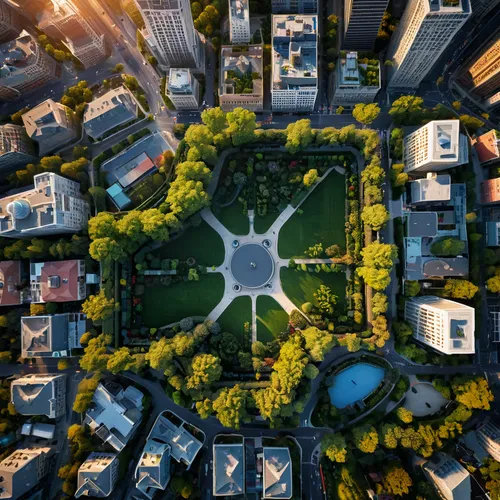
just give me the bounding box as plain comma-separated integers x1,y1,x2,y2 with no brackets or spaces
328,363,385,409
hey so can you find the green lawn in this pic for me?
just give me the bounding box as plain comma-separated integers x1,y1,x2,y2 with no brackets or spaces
256,296,289,342
214,203,249,235
155,220,225,266
254,212,280,235
217,296,252,346
280,267,347,312
142,273,225,327
278,170,345,258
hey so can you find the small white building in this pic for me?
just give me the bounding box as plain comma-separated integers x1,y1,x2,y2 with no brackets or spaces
229,0,250,44
75,452,119,498
476,420,500,462
166,68,200,110
423,453,471,500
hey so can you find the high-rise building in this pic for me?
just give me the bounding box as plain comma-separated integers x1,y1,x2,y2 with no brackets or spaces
134,0,203,70
272,15,318,112
271,0,317,13
76,453,119,498
405,296,475,355
0,124,37,173
166,68,200,110
470,0,500,19
229,0,250,44
39,0,108,69
0,30,58,101
0,0,24,43
343,0,389,50
387,0,471,89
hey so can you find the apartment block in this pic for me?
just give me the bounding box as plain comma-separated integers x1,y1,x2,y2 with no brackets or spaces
332,51,380,105
403,120,468,173
486,91,500,110
0,0,24,43
0,124,37,174
220,45,263,112
271,0,317,13
229,0,250,44
11,374,66,419
0,260,24,306
0,30,57,101
75,453,119,498
272,15,318,112
343,0,389,50
470,0,500,19
423,453,471,500
166,68,200,110
486,222,500,246
473,130,500,165
0,172,89,238
405,296,475,355
387,0,470,89
22,99,78,156
39,0,108,69
263,448,292,499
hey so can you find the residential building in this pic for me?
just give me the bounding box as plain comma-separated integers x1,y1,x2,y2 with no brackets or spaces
271,15,318,112
220,45,263,112
134,0,203,70
0,30,58,101
476,420,500,462
481,178,500,204
229,0,250,44
135,440,171,499
271,0,317,13
0,173,89,238
22,99,78,156
30,259,86,304
0,260,24,306
166,68,200,110
0,124,36,174
263,448,292,499
332,51,381,105
39,0,108,69
213,443,245,496
75,453,119,498
423,453,471,500
410,173,451,204
0,0,23,43
21,312,87,358
405,296,475,355
403,120,468,173
473,130,500,165
387,0,470,89
84,382,144,452
83,87,137,140
11,374,66,419
343,0,389,50
486,221,500,246
486,91,500,110
21,422,56,440
0,446,55,499
470,0,500,19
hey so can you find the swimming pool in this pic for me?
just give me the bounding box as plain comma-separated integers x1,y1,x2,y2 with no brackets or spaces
328,363,385,409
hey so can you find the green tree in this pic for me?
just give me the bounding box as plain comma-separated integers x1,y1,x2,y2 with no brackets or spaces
212,385,248,429
111,63,124,73
451,100,461,111
303,169,318,188
285,119,314,153
344,333,361,352
107,347,134,374
321,433,347,463
451,376,494,410
389,95,424,125
302,326,335,361
357,267,391,290
404,280,421,297
88,212,118,240
372,293,388,316
184,124,214,147
430,237,466,256
487,275,500,293
146,338,175,375
362,204,390,231
140,209,170,241
396,407,413,423
186,354,222,390
384,466,412,496
195,398,213,419
353,424,379,453
443,279,478,299
353,103,381,125
81,290,117,323
90,237,126,262
361,241,398,269
176,161,212,182
79,335,111,372
380,423,401,449
226,107,256,146
459,114,484,133
201,107,227,134
60,157,88,179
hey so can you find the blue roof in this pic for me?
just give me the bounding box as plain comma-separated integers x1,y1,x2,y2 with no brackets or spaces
106,183,132,210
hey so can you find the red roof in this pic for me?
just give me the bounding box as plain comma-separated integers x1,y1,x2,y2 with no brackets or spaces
40,260,83,302
472,130,500,164
0,261,22,306
481,178,500,204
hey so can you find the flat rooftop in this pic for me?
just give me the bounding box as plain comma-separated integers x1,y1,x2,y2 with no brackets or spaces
407,212,438,237
168,68,195,95
429,120,461,163
221,46,263,97
230,0,249,21
410,174,451,203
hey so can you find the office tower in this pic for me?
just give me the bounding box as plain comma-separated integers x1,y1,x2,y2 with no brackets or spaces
166,68,200,109
387,0,471,89
403,120,468,173
39,0,107,69
229,0,250,44
343,0,389,50
0,124,36,173
134,0,203,70
271,15,318,112
272,0,317,13
405,296,475,355
470,0,500,19
0,30,57,101
0,0,23,43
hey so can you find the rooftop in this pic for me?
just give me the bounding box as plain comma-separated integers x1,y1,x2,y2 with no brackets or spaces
473,130,500,164
481,177,500,204
263,447,292,499
230,0,249,22
427,120,462,163
338,52,380,88
75,452,118,498
0,260,22,306
423,453,471,499
410,174,451,204
135,439,171,498
167,68,196,95
11,374,64,417
0,30,38,87
407,212,438,237
429,0,470,13
220,46,263,97
214,444,245,496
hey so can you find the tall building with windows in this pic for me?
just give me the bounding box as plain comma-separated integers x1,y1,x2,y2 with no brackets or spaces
0,0,23,43
423,453,471,499
476,420,500,461
134,0,203,70
166,68,200,109
387,0,471,89
0,124,37,173
470,0,500,19
343,0,389,50
229,0,250,44
271,0,317,13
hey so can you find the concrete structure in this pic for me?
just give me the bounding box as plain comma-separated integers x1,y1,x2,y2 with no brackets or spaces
83,87,137,140
213,443,245,496
220,45,263,112
271,0,317,13
476,420,500,462
0,173,89,238
29,259,86,303
84,382,144,452
0,30,57,101
481,177,500,204
229,0,250,44
21,422,56,440
470,0,500,19
166,68,200,110
472,130,500,165
263,447,292,499
387,0,470,89
410,173,451,204
11,374,66,419
135,440,171,499
343,0,389,50
134,0,203,70
0,446,55,499
403,120,468,173
0,124,36,174
486,221,500,246
39,0,108,69
22,99,78,156
405,296,475,355
332,51,380,105
75,453,119,498
271,15,318,112
0,0,24,43
0,260,24,306
423,453,471,500
21,312,86,358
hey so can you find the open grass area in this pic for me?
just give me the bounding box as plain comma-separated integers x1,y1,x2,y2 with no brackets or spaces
254,212,280,234
155,220,225,266
214,203,249,236
256,295,289,342
142,273,225,327
278,170,345,258
280,267,347,312
217,296,252,346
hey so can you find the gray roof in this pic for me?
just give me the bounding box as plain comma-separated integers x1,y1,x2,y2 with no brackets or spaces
422,257,469,278
75,452,118,498
214,444,245,496
407,212,438,237
11,374,64,417
263,447,292,499
21,314,69,357
411,174,451,204
135,440,171,499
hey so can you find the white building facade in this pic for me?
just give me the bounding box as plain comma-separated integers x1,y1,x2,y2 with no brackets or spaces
229,0,250,44
166,68,200,109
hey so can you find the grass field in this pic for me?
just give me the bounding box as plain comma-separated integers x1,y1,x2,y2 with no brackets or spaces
278,170,345,258
155,220,225,267
142,273,225,327
256,295,289,342
214,203,249,235
217,296,252,346
254,212,280,234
